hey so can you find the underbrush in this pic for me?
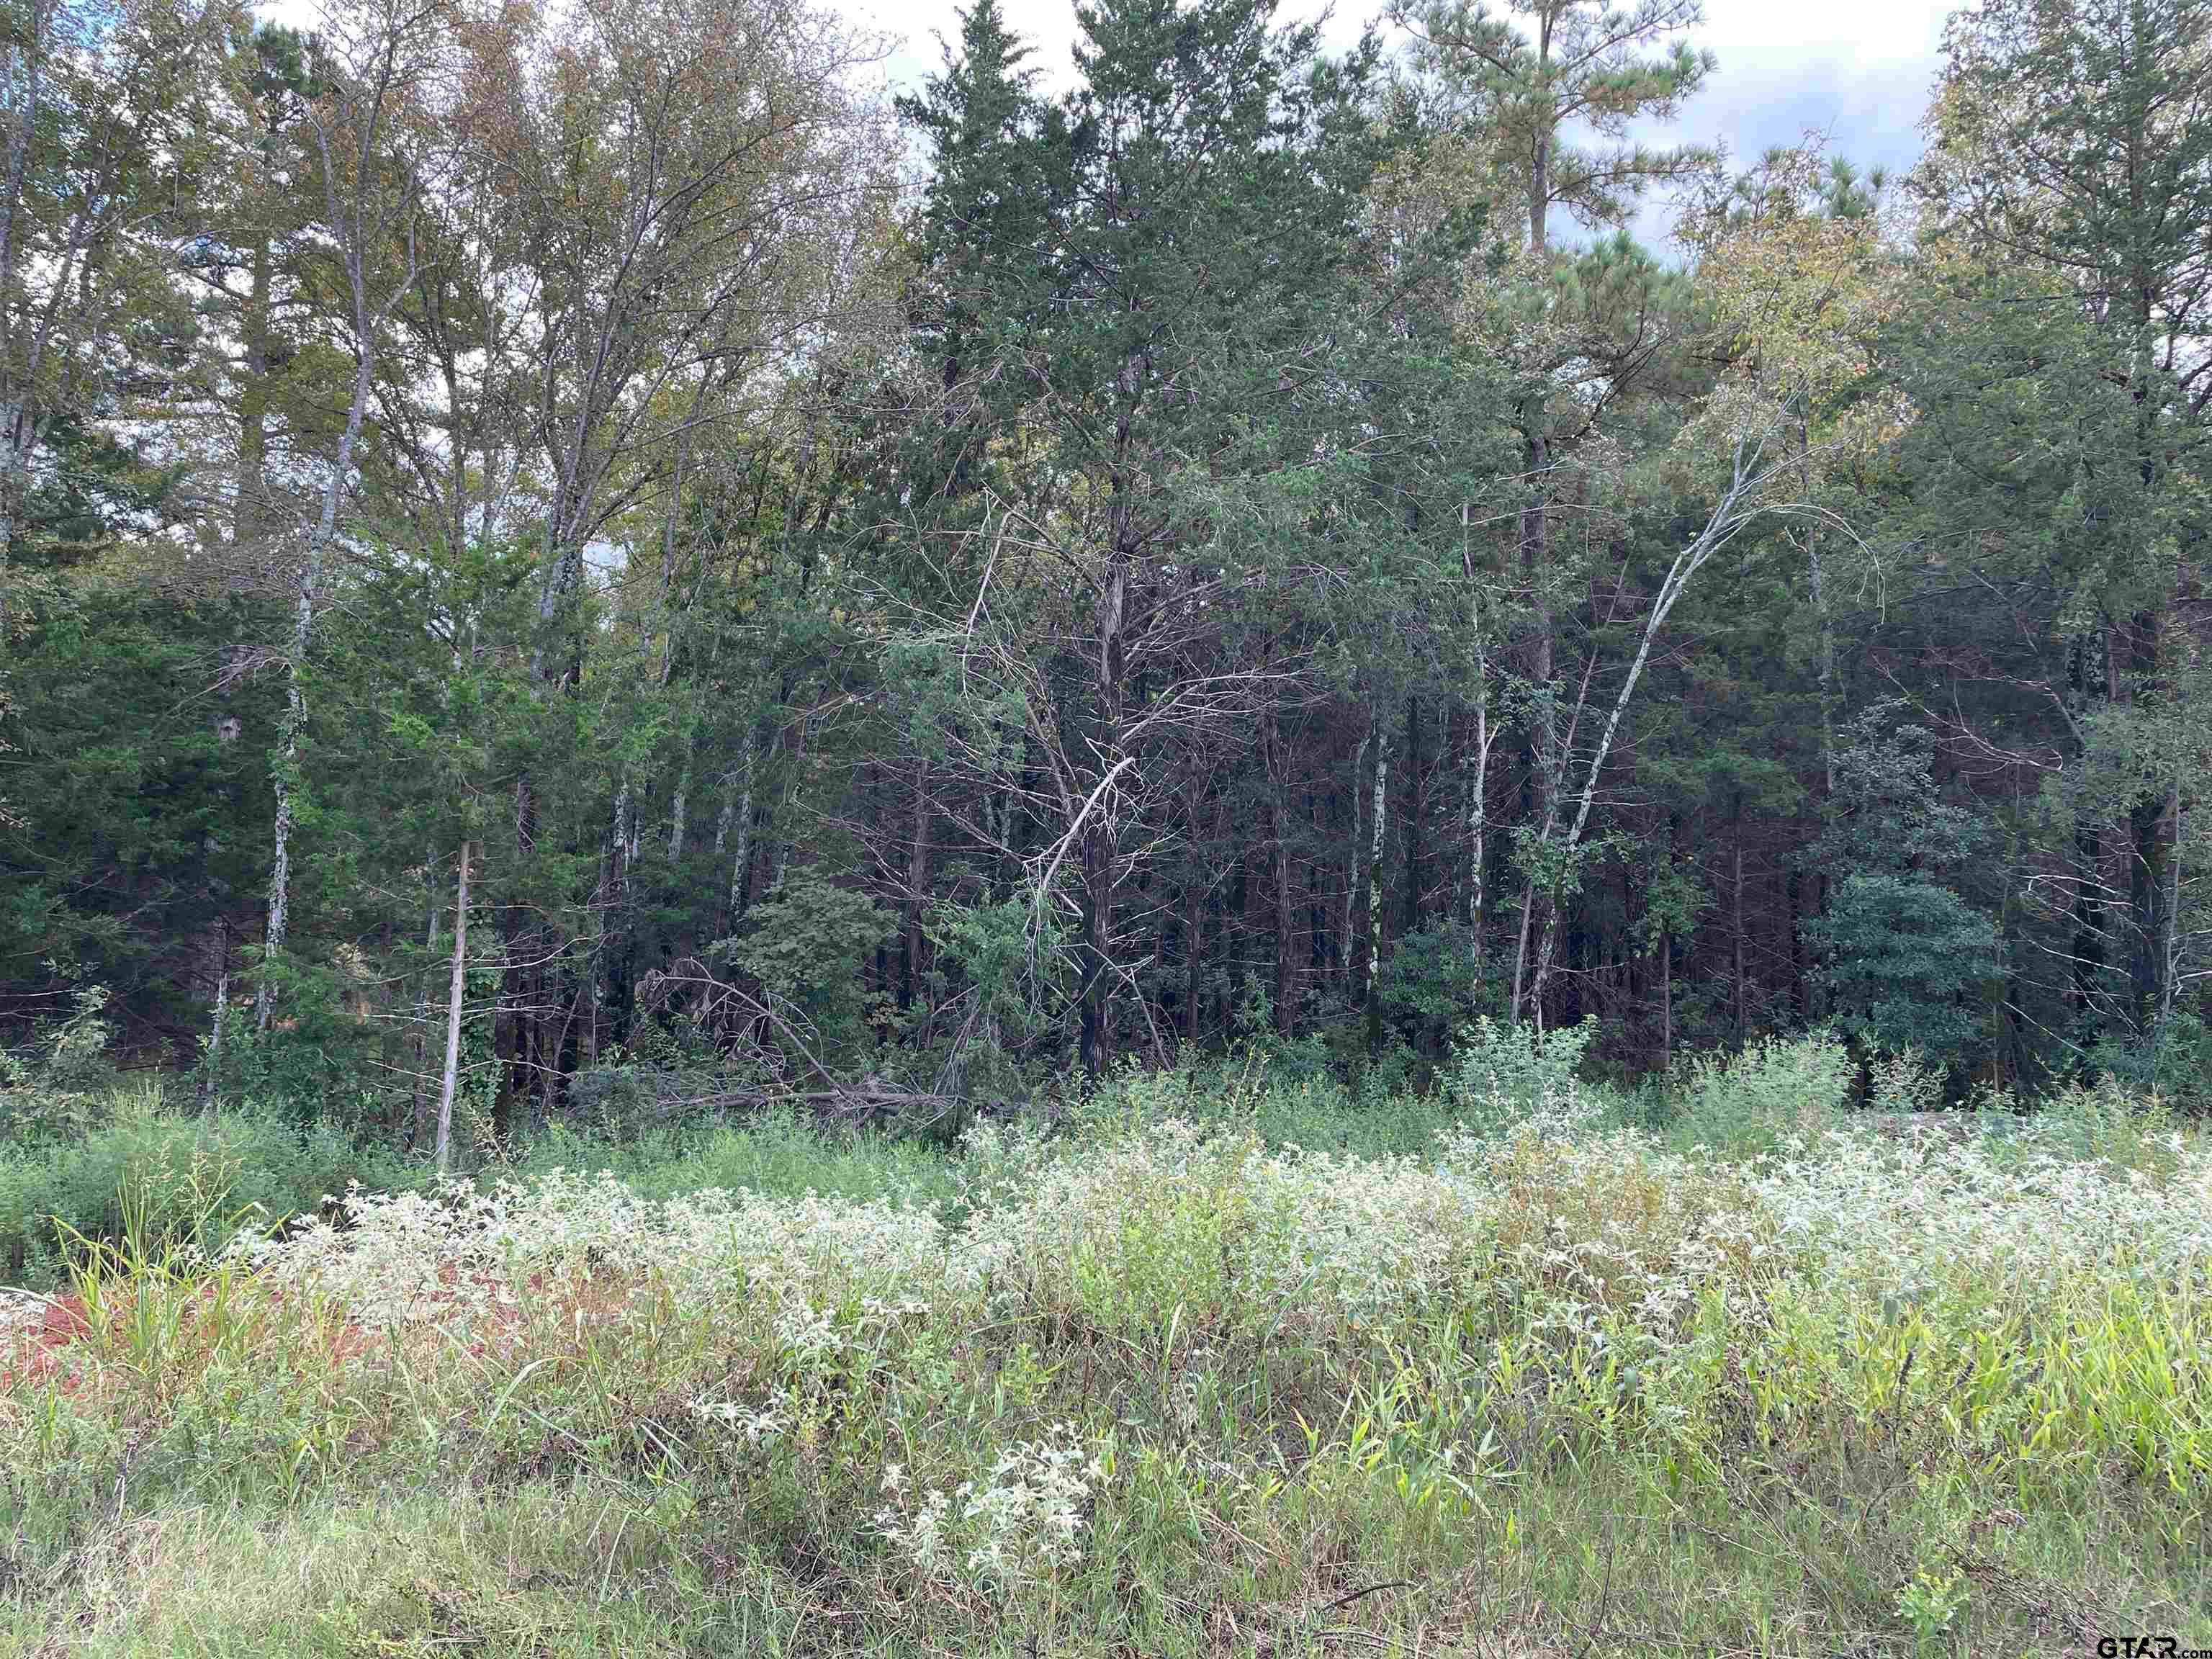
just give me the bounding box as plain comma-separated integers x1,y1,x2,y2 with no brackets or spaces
0,1105,419,1288
1,1078,2205,1655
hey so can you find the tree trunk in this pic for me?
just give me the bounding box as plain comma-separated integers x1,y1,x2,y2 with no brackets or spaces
235,224,272,545
1080,549,1129,1076
435,841,471,1173
1364,724,1390,1048
1268,719,1295,1035
1343,721,1372,995
902,760,932,1011
256,306,382,1032
1467,696,1491,994
409,870,439,1144
667,763,690,863
722,731,760,931
1399,694,1423,943
1732,791,1747,1046
1182,867,1205,1044
198,918,228,1118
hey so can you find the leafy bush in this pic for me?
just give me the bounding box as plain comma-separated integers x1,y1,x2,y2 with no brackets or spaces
2036,1074,2183,1179
565,1014,762,1141
1372,920,1489,1051
2085,1007,2212,1112
1084,1056,1457,1159
1867,1043,1943,1113
0,1096,418,1286
1443,1016,1597,1132
717,875,895,1061
1662,1029,1853,1155
504,1109,962,1210
0,985,119,1144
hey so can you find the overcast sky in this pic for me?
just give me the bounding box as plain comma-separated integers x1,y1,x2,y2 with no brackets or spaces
849,0,1956,246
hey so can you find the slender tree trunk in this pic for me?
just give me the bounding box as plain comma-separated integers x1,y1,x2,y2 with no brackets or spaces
0,0,48,644
435,842,471,1173
2158,780,2182,1034
1364,726,1390,1048
409,869,439,1146
667,764,689,863
1080,552,1129,1076
1399,694,1423,942
902,760,932,1011
256,318,380,1032
498,773,538,1135
1459,526,1497,997
1467,691,1493,993
1274,790,1295,1038
1732,791,1747,1046
1343,721,1372,994
1524,435,1768,1016
723,729,760,930
1512,879,1537,1030
1182,868,1205,1044
770,711,808,894
199,919,228,1118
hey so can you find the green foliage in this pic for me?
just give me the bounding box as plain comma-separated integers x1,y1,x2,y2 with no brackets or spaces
0,1093,416,1287
505,1108,963,1211
1809,874,2002,1073
1087,1056,1458,1160
1894,1566,1969,1655
2,1084,2208,1654
2089,1008,2212,1112
0,986,118,1143
1867,1044,1944,1115
1371,921,1489,1050
7,0,2212,1200
718,876,896,1060
0,582,277,1029
927,896,1065,1047
1812,706,1986,875
2038,1074,2184,1180
1660,1030,1853,1156
1445,1015,1596,1112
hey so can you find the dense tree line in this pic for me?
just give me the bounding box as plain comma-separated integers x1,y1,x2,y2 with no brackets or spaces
1,0,2208,1144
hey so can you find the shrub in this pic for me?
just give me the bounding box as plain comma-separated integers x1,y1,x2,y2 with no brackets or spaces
1084,1056,1457,1159
0,1094,418,1286
1372,920,1488,1051
716,876,895,1062
1663,1030,1852,1156
1807,873,2001,1074
1445,1017,1595,1114
0,985,119,1144
2036,1074,2183,1180
505,1109,962,1210
1867,1043,1944,1113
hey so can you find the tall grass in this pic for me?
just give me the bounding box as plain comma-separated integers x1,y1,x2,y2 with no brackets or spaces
0,1102,419,1287
1,1078,2205,1655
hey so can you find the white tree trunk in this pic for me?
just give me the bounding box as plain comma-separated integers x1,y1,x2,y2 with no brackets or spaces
1365,733,1390,1005
435,841,471,1173
199,920,228,1118
1526,433,1771,1011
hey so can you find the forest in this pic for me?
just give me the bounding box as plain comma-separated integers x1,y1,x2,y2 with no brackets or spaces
0,0,2209,1652
1,0,2206,1143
